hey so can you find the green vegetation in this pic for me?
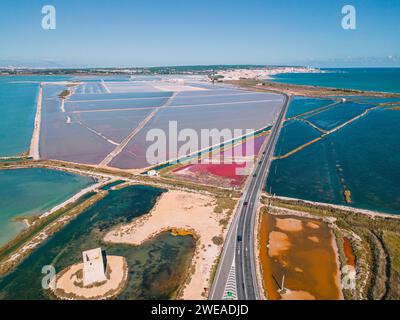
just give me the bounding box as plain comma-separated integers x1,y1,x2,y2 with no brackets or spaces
381,231,400,299
383,231,400,274
58,89,70,99
212,236,224,246
213,197,236,215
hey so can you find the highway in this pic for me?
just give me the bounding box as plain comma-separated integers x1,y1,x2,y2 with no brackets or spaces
209,93,290,300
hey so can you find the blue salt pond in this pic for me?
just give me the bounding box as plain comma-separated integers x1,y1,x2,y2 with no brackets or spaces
285,97,334,118
274,120,321,157
267,107,400,214
303,102,372,131
0,168,95,246
0,76,68,157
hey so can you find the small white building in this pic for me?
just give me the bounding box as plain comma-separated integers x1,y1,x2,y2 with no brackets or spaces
147,170,159,177
82,248,107,286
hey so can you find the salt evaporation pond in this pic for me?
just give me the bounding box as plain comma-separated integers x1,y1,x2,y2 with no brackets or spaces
0,186,196,300
267,107,400,214
0,168,95,246
0,76,69,157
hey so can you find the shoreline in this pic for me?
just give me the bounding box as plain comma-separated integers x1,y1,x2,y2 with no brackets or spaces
0,176,108,245
0,190,107,276
265,194,400,220
330,229,345,300
230,79,400,99
53,256,129,300
29,83,42,160
104,190,235,300
39,179,107,219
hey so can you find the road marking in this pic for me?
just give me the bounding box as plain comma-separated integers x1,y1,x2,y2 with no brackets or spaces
223,259,238,300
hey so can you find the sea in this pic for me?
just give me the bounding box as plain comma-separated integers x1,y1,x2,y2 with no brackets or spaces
270,68,400,94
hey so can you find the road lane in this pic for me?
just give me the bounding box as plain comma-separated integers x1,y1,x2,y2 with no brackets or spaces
210,92,290,300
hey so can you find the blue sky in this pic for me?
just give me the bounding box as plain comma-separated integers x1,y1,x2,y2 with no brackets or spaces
0,0,399,67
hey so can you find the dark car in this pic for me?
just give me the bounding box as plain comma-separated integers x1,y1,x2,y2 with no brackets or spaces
237,235,243,242
243,201,249,206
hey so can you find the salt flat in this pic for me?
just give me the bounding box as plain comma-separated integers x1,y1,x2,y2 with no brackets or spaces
38,76,284,169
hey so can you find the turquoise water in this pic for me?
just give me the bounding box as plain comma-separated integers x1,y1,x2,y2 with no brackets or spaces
0,168,95,246
271,68,400,94
274,120,321,157
267,108,400,214
285,97,333,118
0,185,196,300
303,102,372,131
0,76,70,157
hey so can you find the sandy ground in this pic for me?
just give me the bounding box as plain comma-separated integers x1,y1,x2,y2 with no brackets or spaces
29,85,42,160
54,256,128,300
268,231,291,257
267,212,344,300
306,221,320,229
104,190,228,300
275,218,303,232
281,290,316,300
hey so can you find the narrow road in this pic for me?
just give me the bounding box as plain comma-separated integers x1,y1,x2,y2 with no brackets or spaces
209,93,290,300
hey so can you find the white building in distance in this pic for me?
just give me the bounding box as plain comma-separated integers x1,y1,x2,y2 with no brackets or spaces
147,170,159,177
82,248,107,286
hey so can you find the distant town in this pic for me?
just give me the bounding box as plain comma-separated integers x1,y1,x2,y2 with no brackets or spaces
0,65,320,79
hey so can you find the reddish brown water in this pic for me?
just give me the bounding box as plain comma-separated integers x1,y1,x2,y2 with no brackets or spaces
259,213,342,300
343,237,356,267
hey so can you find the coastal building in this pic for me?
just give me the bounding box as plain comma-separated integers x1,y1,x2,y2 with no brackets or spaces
82,248,107,286
147,170,159,177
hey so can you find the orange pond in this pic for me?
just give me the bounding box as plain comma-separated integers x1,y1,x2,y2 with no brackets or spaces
343,237,356,268
259,214,342,300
